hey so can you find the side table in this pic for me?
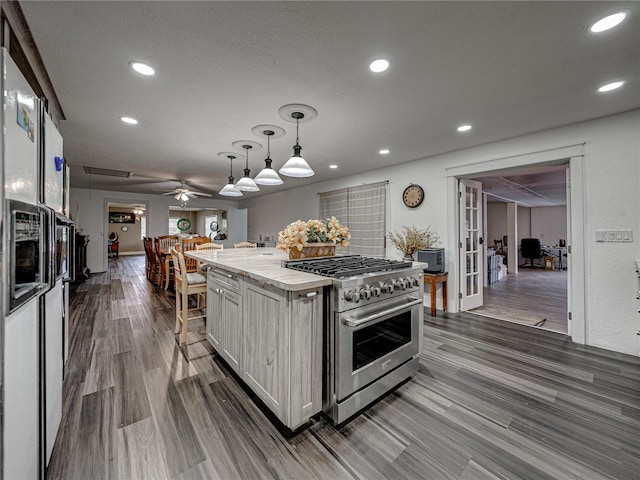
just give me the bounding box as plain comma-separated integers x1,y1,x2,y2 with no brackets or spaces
423,272,448,317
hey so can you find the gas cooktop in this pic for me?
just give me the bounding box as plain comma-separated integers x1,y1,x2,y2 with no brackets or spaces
283,255,412,278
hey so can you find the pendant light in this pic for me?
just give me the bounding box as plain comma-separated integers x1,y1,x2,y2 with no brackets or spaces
279,112,314,177
254,130,283,185
219,155,242,197
277,104,317,178
235,145,260,192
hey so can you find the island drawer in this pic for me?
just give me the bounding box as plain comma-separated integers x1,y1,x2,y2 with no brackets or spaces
208,268,241,292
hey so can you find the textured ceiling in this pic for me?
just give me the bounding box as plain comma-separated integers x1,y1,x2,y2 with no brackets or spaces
20,1,640,203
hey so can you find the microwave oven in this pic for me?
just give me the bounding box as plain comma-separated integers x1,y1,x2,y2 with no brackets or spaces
5,199,52,313
417,248,445,273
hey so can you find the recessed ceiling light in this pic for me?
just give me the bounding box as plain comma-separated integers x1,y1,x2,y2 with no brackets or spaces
457,125,472,132
329,164,338,169
598,81,625,92
120,116,138,125
379,149,390,155
369,58,390,73
129,61,156,76
590,12,627,33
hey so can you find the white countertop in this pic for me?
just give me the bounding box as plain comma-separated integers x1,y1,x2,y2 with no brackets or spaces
185,247,334,291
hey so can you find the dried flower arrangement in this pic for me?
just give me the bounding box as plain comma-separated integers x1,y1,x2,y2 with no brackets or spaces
388,225,439,258
277,216,350,255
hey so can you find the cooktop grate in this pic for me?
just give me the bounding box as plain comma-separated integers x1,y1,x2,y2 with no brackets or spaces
283,255,412,278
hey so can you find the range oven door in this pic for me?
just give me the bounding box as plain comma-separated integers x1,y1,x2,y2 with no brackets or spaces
336,293,422,400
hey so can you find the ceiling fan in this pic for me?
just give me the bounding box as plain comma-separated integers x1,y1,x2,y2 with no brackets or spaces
161,181,212,201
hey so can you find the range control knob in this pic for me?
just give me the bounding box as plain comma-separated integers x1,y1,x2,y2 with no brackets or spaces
360,288,372,300
371,286,382,297
412,277,421,287
404,278,413,289
344,290,360,303
394,279,406,290
381,283,394,294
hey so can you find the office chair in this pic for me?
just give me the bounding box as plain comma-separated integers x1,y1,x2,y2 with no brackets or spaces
520,238,545,268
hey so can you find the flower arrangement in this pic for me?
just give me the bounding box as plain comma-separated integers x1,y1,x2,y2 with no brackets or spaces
388,225,439,259
277,216,350,255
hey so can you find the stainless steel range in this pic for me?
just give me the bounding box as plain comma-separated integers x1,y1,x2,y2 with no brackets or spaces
284,255,424,424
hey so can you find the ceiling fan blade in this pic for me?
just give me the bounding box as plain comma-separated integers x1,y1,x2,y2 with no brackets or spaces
161,191,176,196
189,191,212,197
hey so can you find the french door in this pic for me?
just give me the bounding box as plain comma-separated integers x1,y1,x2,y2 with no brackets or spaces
459,179,483,310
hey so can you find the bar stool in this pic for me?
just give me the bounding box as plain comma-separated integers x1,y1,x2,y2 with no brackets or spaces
171,248,207,345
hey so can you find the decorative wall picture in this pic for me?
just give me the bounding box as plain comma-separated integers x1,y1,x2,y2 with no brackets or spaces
109,212,136,223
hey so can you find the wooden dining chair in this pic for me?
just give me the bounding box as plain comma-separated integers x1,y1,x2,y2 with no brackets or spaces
233,241,257,248
196,242,223,251
158,234,179,252
181,236,211,272
143,237,159,283
154,237,174,289
171,248,207,345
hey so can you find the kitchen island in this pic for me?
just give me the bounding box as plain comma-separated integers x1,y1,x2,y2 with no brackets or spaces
185,248,331,430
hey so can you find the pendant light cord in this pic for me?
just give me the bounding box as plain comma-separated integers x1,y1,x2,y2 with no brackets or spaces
296,118,300,145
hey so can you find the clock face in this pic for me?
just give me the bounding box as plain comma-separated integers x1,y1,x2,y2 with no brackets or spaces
403,184,424,208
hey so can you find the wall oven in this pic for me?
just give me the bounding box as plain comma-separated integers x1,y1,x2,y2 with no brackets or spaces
6,199,52,313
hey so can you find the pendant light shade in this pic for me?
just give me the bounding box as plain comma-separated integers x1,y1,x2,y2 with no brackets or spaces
235,145,260,192
254,130,283,186
219,155,243,197
279,112,314,178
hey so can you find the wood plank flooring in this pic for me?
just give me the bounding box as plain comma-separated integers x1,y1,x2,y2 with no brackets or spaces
472,268,568,334
47,255,640,480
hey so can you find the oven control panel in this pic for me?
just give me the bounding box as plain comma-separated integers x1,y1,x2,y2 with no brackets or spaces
337,272,423,310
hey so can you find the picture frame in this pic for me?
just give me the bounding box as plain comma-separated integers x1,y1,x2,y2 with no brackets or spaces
109,212,136,224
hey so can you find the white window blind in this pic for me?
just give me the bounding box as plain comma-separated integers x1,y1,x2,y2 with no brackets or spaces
320,181,386,257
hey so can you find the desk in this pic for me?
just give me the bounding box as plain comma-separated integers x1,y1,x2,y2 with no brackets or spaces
543,247,567,270
424,272,448,317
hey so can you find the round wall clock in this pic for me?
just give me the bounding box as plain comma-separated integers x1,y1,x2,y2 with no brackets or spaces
121,226,129,232
177,218,191,232
402,184,424,208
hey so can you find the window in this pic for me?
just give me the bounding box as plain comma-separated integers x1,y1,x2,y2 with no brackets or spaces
140,216,147,240
168,219,179,235
320,181,386,257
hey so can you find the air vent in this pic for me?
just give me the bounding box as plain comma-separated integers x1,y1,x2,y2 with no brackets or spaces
83,166,133,178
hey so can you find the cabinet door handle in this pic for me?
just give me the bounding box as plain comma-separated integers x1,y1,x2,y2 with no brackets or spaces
300,291,318,298
227,274,234,279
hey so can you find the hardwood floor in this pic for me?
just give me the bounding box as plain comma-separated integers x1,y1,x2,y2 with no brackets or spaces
472,267,568,334
47,255,640,480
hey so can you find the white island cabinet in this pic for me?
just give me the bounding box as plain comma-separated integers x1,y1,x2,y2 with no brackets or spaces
190,248,330,430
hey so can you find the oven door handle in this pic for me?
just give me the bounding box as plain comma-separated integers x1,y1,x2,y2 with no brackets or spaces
341,298,422,328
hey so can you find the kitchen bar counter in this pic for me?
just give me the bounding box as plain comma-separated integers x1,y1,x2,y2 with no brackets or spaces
184,247,333,291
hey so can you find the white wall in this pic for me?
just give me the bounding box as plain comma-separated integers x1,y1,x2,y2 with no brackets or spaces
69,188,247,273
241,110,640,356
531,206,567,247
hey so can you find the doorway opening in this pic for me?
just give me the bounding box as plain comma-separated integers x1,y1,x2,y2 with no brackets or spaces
446,142,585,342
468,165,569,333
